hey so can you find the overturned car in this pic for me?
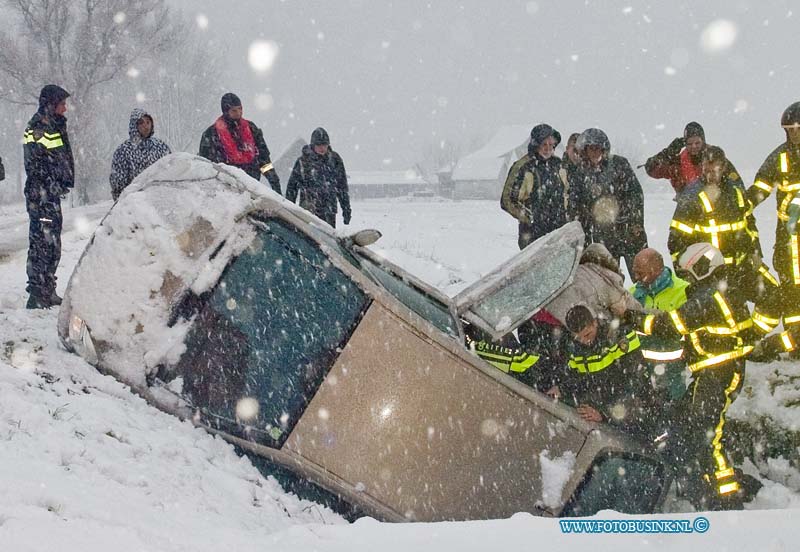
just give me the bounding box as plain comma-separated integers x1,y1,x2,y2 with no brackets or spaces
59,153,668,521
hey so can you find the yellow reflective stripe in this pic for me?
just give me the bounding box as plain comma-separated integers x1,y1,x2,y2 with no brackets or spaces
703,319,753,335
777,181,800,192
670,220,695,234
780,152,789,173
735,188,745,208
688,346,753,372
569,332,641,374
709,218,720,249
713,291,736,328
35,134,64,149
643,314,655,335
752,317,775,333
793,235,800,285
715,467,736,480
510,353,540,373
781,331,796,352
698,191,713,213
758,265,780,287
752,310,780,327
259,163,274,174
641,349,683,361
670,310,688,335
711,372,742,497
753,180,773,193
784,314,800,325
696,220,748,233
719,481,740,495
689,332,709,356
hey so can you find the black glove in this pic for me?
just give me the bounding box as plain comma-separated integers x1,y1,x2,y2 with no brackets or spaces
666,137,685,157
343,209,351,225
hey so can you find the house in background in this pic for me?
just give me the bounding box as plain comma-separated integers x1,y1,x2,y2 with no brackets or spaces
273,137,306,184
449,125,530,200
347,169,433,199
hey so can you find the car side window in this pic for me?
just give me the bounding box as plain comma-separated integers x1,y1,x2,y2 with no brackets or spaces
178,219,369,447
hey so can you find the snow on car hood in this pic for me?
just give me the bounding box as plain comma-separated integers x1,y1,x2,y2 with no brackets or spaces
59,153,296,388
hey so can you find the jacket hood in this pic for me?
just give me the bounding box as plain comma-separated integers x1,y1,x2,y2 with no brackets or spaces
528,123,561,155
38,84,70,115
129,108,153,140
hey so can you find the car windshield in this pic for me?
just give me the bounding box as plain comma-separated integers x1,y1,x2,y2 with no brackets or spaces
454,221,584,339
359,255,458,338
560,452,666,517
177,219,369,447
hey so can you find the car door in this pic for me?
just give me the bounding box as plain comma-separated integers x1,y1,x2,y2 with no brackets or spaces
453,221,584,341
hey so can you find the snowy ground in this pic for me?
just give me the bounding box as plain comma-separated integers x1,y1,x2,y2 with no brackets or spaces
1,187,799,551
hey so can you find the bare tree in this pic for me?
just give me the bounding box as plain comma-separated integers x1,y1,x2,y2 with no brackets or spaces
0,0,183,203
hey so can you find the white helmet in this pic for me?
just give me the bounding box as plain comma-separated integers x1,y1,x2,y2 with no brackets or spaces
677,243,725,282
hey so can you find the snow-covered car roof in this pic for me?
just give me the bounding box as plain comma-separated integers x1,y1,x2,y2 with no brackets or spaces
58,153,332,387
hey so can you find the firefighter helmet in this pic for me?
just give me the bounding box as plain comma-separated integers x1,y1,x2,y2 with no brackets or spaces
677,243,725,282
781,102,800,129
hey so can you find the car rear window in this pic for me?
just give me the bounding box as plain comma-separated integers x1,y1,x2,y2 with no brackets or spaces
560,452,666,516
360,257,458,337
177,219,369,447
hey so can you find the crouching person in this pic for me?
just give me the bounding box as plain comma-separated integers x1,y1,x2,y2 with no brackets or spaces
559,304,659,441
637,243,752,510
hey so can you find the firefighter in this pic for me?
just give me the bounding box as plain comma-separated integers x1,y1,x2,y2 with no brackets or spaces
668,146,781,340
630,248,689,402
746,101,800,349
639,243,752,510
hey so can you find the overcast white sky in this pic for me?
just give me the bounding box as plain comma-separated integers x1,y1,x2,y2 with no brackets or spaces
173,0,798,175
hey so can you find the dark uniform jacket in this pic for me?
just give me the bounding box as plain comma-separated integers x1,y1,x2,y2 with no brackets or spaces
286,145,351,227
501,153,567,248
568,155,646,255
668,178,758,268
23,111,74,202
748,143,800,285
199,118,281,194
564,321,656,437
642,277,753,374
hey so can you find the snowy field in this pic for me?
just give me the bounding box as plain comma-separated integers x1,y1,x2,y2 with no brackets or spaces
1,187,800,551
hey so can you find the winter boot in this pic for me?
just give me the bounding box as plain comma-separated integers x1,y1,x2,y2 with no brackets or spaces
26,294,51,310
48,292,62,306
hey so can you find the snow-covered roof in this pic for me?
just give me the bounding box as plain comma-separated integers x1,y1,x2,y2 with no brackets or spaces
451,125,530,181
59,153,332,388
348,170,429,186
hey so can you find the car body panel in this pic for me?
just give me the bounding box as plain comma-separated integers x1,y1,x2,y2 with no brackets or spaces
58,154,668,521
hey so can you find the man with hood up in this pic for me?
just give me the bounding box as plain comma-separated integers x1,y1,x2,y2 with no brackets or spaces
22,84,74,309
109,108,171,200
568,127,647,277
285,127,351,228
199,92,281,194
501,123,566,250
645,122,741,198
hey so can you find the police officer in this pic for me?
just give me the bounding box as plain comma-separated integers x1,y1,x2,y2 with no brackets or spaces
23,85,74,309
747,101,800,346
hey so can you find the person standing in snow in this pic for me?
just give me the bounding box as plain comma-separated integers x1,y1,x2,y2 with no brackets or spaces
644,122,742,198
285,127,351,228
501,123,566,250
109,108,171,201
22,84,74,309
199,92,281,194
568,128,647,277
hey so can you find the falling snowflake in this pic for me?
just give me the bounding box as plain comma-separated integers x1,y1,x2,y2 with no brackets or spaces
700,19,738,54
248,40,280,74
